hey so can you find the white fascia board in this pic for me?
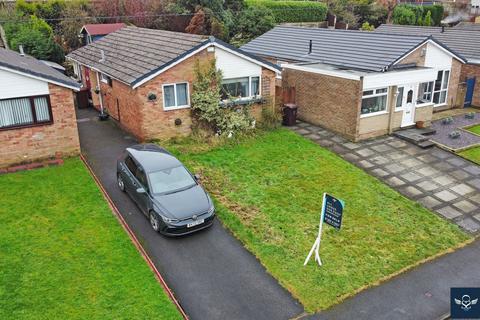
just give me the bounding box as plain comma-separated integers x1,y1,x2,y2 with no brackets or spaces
132,42,281,89
467,59,480,65
281,64,361,81
363,68,437,89
0,66,80,91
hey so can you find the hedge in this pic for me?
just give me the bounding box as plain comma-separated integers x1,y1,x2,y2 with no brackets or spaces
245,0,327,23
393,4,444,26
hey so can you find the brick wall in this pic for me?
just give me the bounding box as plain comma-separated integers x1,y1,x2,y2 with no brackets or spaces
397,43,426,66
447,58,462,108
460,63,480,107
282,68,362,141
0,83,80,168
86,48,278,142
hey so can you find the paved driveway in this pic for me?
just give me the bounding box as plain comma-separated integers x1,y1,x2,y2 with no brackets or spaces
76,108,303,320
291,121,480,234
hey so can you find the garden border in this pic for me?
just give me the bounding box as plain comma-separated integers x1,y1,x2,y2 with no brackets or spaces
80,154,189,320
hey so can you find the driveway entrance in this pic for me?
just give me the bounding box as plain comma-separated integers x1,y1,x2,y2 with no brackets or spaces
76,107,303,320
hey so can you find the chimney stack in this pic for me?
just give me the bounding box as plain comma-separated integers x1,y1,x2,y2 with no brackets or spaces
19,45,25,56
308,40,312,54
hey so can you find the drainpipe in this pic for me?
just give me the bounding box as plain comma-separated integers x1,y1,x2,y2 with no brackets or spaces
96,71,105,116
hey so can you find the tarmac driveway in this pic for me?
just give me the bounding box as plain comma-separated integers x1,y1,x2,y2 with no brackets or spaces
76,108,303,320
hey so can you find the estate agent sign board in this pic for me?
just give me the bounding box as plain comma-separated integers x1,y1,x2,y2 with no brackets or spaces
304,193,345,266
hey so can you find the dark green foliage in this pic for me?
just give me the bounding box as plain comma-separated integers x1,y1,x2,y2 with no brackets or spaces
245,0,327,23
393,4,444,26
230,5,275,46
4,15,64,63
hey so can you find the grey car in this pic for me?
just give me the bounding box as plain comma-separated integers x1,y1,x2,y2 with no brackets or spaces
116,144,215,236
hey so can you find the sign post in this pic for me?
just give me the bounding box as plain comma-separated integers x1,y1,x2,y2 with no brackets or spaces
304,193,344,266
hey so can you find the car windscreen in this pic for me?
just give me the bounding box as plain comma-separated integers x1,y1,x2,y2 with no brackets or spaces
148,166,196,194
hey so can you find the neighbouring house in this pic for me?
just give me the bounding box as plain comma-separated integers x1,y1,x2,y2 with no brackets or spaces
67,26,280,141
375,24,480,108
79,23,126,45
0,48,81,168
241,26,465,141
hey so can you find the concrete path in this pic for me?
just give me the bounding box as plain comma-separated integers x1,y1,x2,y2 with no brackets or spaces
291,121,480,234
76,108,303,320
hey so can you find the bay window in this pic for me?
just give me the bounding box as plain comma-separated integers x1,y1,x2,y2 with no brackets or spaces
163,82,189,110
361,88,388,116
432,70,449,105
417,81,433,105
0,95,52,129
221,76,260,100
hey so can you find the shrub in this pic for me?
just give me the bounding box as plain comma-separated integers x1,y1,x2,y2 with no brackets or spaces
361,21,375,31
392,5,416,25
442,117,454,125
465,112,476,119
259,103,282,129
230,5,275,47
448,131,461,139
191,59,255,137
245,0,327,23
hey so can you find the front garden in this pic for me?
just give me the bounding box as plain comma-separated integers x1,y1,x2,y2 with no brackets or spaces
0,159,181,320
166,129,470,312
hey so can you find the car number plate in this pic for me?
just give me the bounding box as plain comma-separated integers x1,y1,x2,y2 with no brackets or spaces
187,219,204,228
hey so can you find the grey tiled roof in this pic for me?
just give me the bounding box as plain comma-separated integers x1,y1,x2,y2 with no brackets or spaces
0,48,79,89
375,24,480,63
240,26,435,72
454,22,480,31
67,26,208,85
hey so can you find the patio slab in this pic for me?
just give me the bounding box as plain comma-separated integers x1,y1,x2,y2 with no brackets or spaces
291,120,480,234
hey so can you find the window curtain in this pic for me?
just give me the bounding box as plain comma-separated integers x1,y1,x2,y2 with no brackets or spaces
176,84,188,106
251,77,260,96
34,97,50,122
0,98,33,128
164,85,175,108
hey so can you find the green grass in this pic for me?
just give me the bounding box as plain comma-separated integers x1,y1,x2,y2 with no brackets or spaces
466,124,480,136
0,159,182,320
167,129,469,312
459,146,480,165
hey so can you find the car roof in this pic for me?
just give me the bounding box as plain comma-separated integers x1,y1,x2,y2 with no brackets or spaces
126,144,182,172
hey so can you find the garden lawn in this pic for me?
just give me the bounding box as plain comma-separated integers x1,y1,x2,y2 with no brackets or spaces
168,129,469,312
459,146,480,165
0,159,181,320
466,124,480,136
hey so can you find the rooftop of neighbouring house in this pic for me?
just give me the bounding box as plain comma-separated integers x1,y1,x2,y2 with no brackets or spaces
81,23,126,36
375,24,480,63
68,26,280,87
0,47,79,90
240,26,458,72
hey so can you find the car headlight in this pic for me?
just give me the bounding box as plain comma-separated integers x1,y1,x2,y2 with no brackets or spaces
160,215,178,223
208,205,215,215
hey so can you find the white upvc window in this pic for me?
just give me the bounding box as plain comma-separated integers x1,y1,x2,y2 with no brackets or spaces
221,76,261,101
100,72,110,84
162,82,189,110
416,81,434,106
360,87,388,117
432,70,450,106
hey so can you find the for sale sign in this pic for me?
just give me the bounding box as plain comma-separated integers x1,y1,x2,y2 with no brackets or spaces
323,194,344,230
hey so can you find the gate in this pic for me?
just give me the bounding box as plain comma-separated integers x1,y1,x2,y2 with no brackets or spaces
464,77,476,107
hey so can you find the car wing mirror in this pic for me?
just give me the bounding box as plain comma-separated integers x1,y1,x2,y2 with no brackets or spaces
136,187,146,194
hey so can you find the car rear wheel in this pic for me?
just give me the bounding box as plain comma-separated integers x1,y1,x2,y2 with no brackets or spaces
117,174,125,192
150,212,160,232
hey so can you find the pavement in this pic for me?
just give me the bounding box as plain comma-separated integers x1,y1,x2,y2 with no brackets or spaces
76,107,303,320
291,121,480,234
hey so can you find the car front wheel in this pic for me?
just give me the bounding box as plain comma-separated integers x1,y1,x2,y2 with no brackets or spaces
117,173,125,192
150,212,160,232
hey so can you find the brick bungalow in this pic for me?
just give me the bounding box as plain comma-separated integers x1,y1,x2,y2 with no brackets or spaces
376,24,480,108
241,26,466,141
67,26,280,141
0,48,81,168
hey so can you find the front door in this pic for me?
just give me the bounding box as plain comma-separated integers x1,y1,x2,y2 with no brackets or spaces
464,77,476,107
401,84,416,127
